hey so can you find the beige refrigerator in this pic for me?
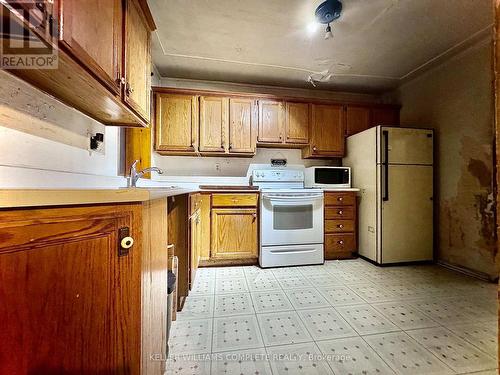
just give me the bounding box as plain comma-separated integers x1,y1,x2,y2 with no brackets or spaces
343,126,433,264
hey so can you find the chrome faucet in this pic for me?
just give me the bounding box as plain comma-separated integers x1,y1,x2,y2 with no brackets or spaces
129,160,164,187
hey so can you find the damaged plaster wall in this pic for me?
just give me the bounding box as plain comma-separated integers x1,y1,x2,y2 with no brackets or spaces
389,39,497,279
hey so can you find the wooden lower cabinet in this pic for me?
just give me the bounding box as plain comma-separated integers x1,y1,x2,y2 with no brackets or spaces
190,205,202,287
211,207,258,260
0,203,149,374
324,192,358,259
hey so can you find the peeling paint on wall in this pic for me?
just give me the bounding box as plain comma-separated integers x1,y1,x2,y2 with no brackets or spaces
390,39,498,279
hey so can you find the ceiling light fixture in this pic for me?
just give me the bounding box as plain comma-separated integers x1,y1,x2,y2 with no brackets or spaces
314,0,342,40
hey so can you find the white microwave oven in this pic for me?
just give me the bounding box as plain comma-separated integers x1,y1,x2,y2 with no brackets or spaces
304,166,351,188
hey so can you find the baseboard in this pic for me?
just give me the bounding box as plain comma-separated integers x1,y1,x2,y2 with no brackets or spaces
436,260,498,282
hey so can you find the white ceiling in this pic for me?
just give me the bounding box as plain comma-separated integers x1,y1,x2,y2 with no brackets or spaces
149,0,493,93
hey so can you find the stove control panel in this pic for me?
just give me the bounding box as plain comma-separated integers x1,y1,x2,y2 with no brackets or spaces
252,169,304,182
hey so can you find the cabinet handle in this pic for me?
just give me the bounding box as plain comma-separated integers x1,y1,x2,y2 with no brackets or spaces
338,196,343,201
252,213,257,220
338,240,344,245
229,143,233,150
337,224,344,229
312,146,317,152
338,210,343,215
121,236,134,249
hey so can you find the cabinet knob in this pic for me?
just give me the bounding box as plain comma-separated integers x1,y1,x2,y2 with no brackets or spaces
126,83,134,96
338,240,344,245
312,146,317,152
121,236,134,249
252,213,257,220
338,210,343,215
338,197,343,201
338,224,344,228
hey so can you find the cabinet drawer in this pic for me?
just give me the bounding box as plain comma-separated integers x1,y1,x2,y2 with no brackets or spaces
324,192,356,206
325,220,355,233
325,234,356,253
212,194,258,207
325,206,354,220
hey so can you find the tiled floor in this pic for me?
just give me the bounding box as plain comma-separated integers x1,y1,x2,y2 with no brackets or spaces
167,259,498,375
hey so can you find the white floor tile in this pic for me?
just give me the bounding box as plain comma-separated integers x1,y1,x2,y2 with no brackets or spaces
296,307,357,341
190,278,215,295
257,311,313,346
327,270,371,284
371,301,439,330
445,322,498,358
212,315,264,353
406,327,497,373
251,290,294,313
307,274,343,287
177,295,214,321
214,293,254,317
364,331,453,374
169,319,213,355
195,267,216,279
317,286,366,306
215,277,249,294
211,348,273,375
267,342,334,375
216,267,245,279
317,336,396,375
272,267,303,279
298,265,332,277
246,273,281,292
347,283,400,303
335,304,400,335
408,299,477,325
277,276,314,289
284,288,331,310
166,353,211,375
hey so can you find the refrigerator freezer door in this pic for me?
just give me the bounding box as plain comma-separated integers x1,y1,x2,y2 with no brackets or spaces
377,127,433,165
380,165,433,263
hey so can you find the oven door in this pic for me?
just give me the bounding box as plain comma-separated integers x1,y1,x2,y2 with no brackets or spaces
261,192,324,246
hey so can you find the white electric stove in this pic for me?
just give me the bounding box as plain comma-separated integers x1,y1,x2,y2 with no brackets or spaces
252,169,324,268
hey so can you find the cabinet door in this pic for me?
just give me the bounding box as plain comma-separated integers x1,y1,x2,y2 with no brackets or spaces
211,208,258,259
285,102,309,144
371,107,400,127
59,0,122,94
124,0,152,121
199,96,229,153
228,98,257,154
346,105,371,136
306,104,345,157
0,204,141,374
155,93,198,153
257,100,284,144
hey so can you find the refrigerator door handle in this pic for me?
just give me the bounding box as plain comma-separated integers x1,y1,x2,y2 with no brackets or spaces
382,130,389,201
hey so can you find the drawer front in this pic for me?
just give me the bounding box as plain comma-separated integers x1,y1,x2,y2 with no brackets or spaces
325,234,356,253
324,192,356,206
325,220,355,233
212,193,258,207
325,206,354,220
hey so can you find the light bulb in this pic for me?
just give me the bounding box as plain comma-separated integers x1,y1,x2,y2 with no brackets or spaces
324,24,333,39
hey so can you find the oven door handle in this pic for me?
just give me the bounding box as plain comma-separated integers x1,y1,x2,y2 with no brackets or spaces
262,194,324,201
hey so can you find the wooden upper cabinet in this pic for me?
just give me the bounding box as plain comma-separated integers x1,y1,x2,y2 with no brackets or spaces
257,100,284,144
346,105,371,136
199,96,229,153
228,98,257,154
124,0,153,122
59,0,122,94
303,104,345,158
371,106,400,127
155,93,198,153
285,102,309,144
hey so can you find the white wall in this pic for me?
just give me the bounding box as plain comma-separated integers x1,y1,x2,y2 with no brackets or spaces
0,70,125,188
